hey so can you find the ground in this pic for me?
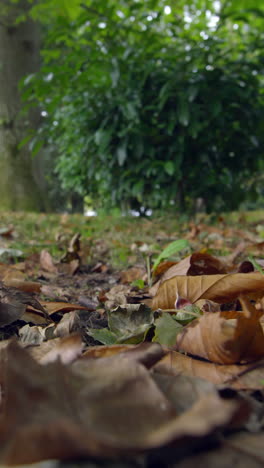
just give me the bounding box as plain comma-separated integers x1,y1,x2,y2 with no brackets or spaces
0,210,263,467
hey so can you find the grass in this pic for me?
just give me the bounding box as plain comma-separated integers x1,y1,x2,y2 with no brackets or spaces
0,210,263,269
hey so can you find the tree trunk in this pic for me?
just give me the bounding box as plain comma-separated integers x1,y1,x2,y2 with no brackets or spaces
0,1,44,211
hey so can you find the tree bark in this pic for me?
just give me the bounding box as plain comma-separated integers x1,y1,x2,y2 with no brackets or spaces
0,1,44,211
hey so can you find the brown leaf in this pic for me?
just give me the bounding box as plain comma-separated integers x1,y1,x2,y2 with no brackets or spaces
150,252,226,297
3,279,41,293
0,342,245,465
58,259,80,275
82,343,138,359
105,284,130,309
33,334,84,364
22,307,52,325
155,351,264,390
152,272,264,310
0,283,46,327
153,260,177,278
0,265,26,283
174,297,264,364
53,311,81,337
120,266,145,284
19,324,46,345
39,301,88,317
39,249,58,273
226,432,264,462
170,432,264,468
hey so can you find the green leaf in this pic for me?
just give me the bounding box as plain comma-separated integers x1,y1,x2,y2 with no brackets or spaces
108,304,154,344
153,313,182,346
175,305,202,325
152,239,189,271
117,143,127,166
164,161,174,176
178,100,190,127
131,279,145,289
248,256,264,275
86,328,117,345
17,133,34,150
29,139,44,156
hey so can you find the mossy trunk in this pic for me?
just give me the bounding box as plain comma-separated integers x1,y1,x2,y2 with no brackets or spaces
0,1,44,211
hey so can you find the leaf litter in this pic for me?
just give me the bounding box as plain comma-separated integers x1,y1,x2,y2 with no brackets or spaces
0,212,264,467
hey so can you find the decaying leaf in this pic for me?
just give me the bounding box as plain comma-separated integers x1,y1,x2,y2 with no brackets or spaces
53,310,81,337
0,341,248,465
88,303,154,345
0,283,47,327
38,301,88,317
39,249,58,273
173,296,264,364
152,272,264,310
155,348,264,390
151,252,227,296
19,324,46,345
120,266,145,284
37,334,83,364
153,312,183,346
104,284,130,309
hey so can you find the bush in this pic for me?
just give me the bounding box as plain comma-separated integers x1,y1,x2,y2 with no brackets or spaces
24,0,264,212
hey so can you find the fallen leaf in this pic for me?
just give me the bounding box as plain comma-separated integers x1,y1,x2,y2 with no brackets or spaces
19,324,46,345
0,226,14,238
88,303,154,345
171,432,264,468
0,341,247,465
37,334,83,364
174,297,264,364
58,259,80,275
152,272,264,310
53,311,81,337
153,313,183,346
39,250,58,274
39,301,88,317
82,343,136,359
0,283,46,327
105,284,130,309
155,351,264,389
120,266,145,284
2,279,41,293
0,248,23,259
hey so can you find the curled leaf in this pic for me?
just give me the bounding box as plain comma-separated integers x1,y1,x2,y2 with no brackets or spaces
152,272,264,310
174,297,264,364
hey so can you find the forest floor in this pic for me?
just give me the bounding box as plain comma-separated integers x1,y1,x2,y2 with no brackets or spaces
0,210,264,467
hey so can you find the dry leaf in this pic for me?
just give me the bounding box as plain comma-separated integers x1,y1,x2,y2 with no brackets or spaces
0,283,46,327
19,324,46,345
0,342,245,465
120,266,145,284
155,351,264,390
2,279,41,293
39,250,58,274
152,272,264,310
173,297,264,364
39,301,88,317
105,284,130,309
53,311,81,337
38,334,83,364
172,432,264,468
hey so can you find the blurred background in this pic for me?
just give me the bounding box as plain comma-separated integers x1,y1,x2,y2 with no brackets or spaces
0,0,263,215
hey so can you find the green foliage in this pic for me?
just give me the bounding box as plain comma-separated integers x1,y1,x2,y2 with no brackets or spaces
23,0,264,212
152,239,189,271
248,256,264,275
87,304,154,345
153,313,183,346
